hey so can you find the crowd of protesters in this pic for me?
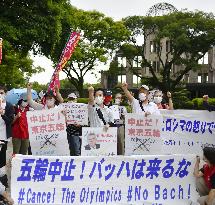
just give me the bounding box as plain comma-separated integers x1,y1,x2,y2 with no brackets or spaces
0,82,215,204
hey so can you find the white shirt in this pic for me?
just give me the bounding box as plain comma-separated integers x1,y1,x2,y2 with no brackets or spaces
0,116,7,141
131,98,160,115
88,104,114,127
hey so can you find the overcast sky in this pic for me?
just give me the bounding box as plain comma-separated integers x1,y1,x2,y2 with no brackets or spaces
30,0,215,84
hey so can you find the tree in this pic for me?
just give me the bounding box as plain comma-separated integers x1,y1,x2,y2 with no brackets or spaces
122,11,215,93
51,10,130,97
0,40,43,88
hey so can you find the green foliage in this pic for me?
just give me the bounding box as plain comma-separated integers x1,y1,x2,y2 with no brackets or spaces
123,11,215,94
31,82,47,92
77,98,89,104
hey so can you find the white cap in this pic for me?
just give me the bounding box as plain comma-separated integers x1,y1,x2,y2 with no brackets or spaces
68,93,77,99
139,85,149,91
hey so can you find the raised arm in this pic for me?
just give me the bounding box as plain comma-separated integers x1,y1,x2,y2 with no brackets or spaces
88,86,94,105
27,83,43,110
193,156,203,178
121,83,134,103
167,91,174,110
55,85,64,103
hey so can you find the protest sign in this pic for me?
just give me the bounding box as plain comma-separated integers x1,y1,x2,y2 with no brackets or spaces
81,127,117,156
109,105,120,120
125,113,162,155
27,108,69,156
11,154,199,205
62,103,88,125
160,109,215,155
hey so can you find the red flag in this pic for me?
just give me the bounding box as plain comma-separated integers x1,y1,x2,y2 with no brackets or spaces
0,38,3,64
48,32,80,92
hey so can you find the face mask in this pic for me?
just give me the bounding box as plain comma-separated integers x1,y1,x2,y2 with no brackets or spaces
21,101,28,108
0,102,6,110
95,96,104,105
0,94,5,101
139,93,147,101
115,99,121,105
46,99,55,107
154,96,162,104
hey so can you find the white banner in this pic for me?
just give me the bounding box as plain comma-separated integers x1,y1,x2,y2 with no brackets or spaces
125,114,162,155
160,110,215,155
11,154,199,205
27,109,69,156
81,127,117,156
62,103,88,125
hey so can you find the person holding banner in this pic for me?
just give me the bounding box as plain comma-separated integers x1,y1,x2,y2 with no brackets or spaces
12,93,30,155
27,83,63,110
88,86,114,130
194,147,215,205
203,95,215,111
153,90,174,110
121,83,160,116
66,93,81,156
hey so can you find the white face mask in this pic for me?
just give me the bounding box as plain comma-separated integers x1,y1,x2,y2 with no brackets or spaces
95,96,104,105
139,93,147,101
154,96,162,104
21,101,28,108
115,99,121,105
46,99,55,107
0,102,6,110
0,94,5,101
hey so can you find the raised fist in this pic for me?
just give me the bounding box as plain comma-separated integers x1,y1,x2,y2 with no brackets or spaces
88,86,94,92
203,95,209,102
121,82,128,90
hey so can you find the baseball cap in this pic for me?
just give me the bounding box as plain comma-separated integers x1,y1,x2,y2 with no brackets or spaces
68,93,77,99
139,85,149,91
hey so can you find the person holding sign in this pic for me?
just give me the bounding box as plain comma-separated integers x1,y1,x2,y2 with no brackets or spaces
27,83,63,110
66,93,81,156
121,83,160,116
194,147,215,205
153,90,174,110
12,93,30,155
88,86,114,130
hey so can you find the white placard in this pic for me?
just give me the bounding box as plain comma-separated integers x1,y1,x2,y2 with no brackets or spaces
81,127,117,156
125,113,162,155
62,103,88,125
27,108,69,156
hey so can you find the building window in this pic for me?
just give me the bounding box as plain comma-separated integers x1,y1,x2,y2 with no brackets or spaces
133,75,141,87
198,52,209,65
198,74,202,83
118,57,127,67
150,41,156,53
133,56,142,68
117,75,126,84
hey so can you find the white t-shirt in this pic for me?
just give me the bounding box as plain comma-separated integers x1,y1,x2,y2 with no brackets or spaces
0,116,7,141
88,104,114,127
131,98,160,115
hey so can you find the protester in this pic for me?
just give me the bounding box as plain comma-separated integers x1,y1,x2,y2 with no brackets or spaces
194,147,215,205
0,166,13,205
113,93,127,155
153,90,174,110
103,90,113,107
0,86,14,180
27,83,63,110
88,86,114,129
66,93,81,156
121,83,160,116
203,95,215,111
12,93,29,155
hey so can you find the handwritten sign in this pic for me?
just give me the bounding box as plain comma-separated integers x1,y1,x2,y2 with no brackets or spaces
62,103,88,125
27,109,69,156
125,113,162,155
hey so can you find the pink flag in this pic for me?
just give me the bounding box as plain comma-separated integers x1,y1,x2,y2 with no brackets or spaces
48,32,80,92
